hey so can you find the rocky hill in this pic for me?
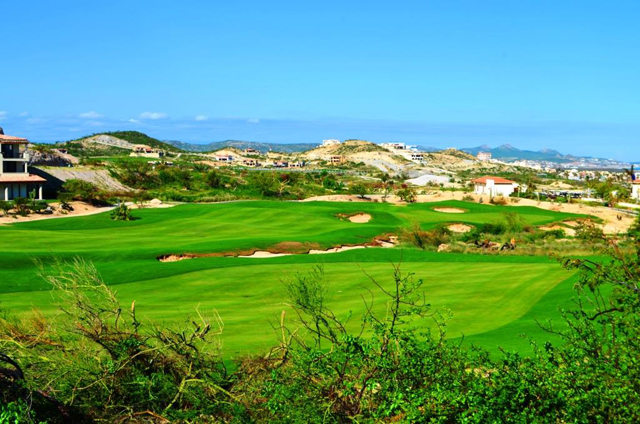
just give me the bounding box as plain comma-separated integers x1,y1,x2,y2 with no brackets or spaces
58,131,181,155
165,139,317,153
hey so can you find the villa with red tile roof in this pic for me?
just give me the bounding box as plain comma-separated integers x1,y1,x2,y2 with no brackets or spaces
0,128,45,200
471,175,519,197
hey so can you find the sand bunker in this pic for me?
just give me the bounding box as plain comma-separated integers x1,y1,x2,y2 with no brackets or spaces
158,236,398,261
239,251,292,258
336,212,372,223
347,213,371,223
448,224,473,233
433,207,466,214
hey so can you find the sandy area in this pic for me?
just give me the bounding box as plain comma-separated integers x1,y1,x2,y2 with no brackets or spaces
433,207,466,214
346,213,372,223
303,192,636,234
448,224,473,233
539,224,576,237
0,199,175,225
0,202,114,225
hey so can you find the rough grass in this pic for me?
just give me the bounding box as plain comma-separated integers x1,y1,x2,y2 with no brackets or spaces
0,200,584,358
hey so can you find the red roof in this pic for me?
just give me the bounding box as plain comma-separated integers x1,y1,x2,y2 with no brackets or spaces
633,180,640,184
0,174,46,183
471,176,516,185
0,134,29,143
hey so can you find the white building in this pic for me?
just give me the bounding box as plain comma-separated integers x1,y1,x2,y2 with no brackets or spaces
472,176,519,197
322,139,341,147
632,181,640,201
477,152,492,161
0,128,45,200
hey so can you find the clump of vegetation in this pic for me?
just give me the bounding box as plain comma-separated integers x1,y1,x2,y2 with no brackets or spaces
396,184,416,203
489,195,508,205
575,219,605,241
401,223,451,249
60,179,106,205
110,202,134,221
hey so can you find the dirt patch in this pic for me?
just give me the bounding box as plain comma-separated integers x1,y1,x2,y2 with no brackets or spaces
539,225,575,237
433,207,466,214
158,236,398,262
448,224,473,233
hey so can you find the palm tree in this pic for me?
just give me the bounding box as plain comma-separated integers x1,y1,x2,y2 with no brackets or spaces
624,164,636,181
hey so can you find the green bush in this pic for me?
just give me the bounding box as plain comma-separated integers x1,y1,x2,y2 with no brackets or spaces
110,203,134,221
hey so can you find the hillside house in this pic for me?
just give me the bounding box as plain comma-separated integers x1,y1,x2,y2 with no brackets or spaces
242,158,260,167
632,180,640,201
243,148,260,156
471,176,519,197
477,152,492,161
329,155,345,164
0,128,45,200
215,154,234,162
130,144,164,158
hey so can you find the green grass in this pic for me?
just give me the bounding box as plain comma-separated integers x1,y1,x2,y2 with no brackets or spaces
0,200,585,358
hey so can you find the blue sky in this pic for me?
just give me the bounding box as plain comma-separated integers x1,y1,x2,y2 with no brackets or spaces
2,0,639,160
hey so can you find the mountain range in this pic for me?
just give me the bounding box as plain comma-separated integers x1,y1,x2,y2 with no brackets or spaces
461,144,600,163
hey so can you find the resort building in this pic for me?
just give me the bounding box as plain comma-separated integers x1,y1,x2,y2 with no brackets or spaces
471,176,519,197
243,148,260,156
477,152,492,161
0,128,46,200
632,180,640,201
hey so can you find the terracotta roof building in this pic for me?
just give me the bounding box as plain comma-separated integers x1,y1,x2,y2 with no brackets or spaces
0,127,46,200
471,175,519,197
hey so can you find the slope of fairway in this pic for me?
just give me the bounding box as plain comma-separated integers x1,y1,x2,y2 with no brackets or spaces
0,249,573,359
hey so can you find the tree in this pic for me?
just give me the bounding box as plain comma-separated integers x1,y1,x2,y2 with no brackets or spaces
61,179,101,204
349,183,368,199
206,170,222,189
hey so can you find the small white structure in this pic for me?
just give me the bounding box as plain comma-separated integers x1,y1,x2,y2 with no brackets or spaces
472,176,519,197
632,181,640,201
477,152,492,161
322,139,341,147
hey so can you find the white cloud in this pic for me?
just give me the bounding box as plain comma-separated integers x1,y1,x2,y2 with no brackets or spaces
139,112,168,120
247,118,260,124
195,115,209,121
79,111,103,119
19,111,30,117
128,119,140,123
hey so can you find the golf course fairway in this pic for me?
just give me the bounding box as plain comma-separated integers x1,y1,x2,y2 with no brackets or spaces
0,200,583,358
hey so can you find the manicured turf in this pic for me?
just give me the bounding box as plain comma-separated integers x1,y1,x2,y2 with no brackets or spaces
0,200,584,358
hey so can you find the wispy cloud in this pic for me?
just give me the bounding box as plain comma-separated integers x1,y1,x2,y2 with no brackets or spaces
128,119,139,123
139,112,168,120
247,118,260,124
19,111,30,117
195,115,209,121
79,111,103,119
0,111,7,121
